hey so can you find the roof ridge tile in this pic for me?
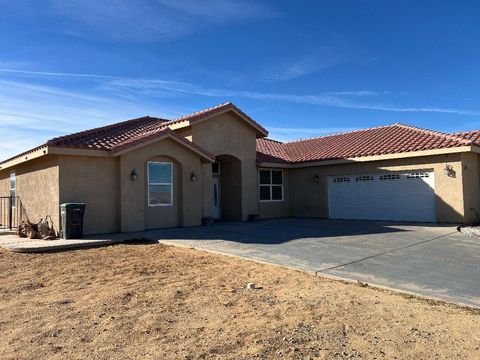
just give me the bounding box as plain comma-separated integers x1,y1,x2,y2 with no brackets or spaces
169,102,232,123
283,123,400,144
394,123,472,145
164,102,268,136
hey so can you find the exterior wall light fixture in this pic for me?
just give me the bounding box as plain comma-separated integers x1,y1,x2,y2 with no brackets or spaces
130,169,138,181
444,164,455,177
314,174,320,183
190,171,197,182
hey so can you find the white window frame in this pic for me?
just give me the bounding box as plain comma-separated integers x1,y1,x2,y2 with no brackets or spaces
147,161,173,207
10,172,16,208
258,169,284,202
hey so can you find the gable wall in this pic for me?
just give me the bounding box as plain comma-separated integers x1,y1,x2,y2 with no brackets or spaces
190,112,259,220
119,137,204,232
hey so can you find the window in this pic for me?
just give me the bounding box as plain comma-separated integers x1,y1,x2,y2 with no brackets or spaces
406,172,429,179
259,169,283,201
147,162,173,206
333,177,351,183
9,172,16,208
379,174,400,180
212,162,220,174
355,175,373,182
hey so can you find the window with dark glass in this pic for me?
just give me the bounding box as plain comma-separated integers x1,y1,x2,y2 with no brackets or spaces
259,169,283,201
212,162,220,174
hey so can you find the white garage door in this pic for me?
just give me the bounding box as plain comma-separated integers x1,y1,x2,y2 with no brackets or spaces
328,171,436,222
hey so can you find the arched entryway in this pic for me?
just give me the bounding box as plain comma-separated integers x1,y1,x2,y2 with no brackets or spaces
213,154,242,221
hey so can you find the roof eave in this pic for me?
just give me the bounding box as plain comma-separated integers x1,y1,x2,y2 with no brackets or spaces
0,145,49,171
256,161,292,168
289,146,475,168
111,131,215,162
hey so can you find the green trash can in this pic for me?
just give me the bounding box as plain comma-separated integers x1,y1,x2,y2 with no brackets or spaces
60,203,86,239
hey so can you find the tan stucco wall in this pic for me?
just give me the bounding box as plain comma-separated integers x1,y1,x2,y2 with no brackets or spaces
59,156,119,235
258,168,291,218
174,127,193,141
190,112,259,220
461,152,480,223
290,154,465,223
120,137,203,232
201,162,213,217
0,155,60,229
0,171,8,197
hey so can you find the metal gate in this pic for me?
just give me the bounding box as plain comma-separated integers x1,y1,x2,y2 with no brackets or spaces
0,196,23,230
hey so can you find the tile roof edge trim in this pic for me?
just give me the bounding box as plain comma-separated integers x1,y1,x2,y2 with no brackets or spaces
256,161,292,168
111,128,215,161
287,145,476,167
281,123,471,145
0,145,48,169
394,123,472,145
453,130,480,135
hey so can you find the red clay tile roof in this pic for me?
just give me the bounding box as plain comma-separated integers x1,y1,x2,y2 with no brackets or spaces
256,123,474,164
256,138,291,164
452,130,480,145
45,116,215,160
3,102,480,167
41,102,267,153
111,127,215,161
46,116,169,151
1,102,266,165
168,101,268,136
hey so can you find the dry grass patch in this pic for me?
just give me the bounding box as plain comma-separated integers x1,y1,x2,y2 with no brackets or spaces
0,242,479,359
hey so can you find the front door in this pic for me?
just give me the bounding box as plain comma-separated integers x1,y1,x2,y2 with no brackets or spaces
212,177,221,219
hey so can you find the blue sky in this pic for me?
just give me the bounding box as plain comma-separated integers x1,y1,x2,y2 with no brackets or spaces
1,1,480,160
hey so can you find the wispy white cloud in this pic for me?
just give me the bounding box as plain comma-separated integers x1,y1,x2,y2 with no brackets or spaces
327,90,379,97
1,67,480,160
0,77,184,160
0,68,116,79
155,0,277,22
2,68,480,116
265,48,348,81
3,0,277,42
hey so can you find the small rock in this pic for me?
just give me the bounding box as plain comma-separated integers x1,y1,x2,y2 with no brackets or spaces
357,280,368,287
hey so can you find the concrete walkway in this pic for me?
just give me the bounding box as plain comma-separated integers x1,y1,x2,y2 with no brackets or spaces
0,232,142,252
143,218,480,308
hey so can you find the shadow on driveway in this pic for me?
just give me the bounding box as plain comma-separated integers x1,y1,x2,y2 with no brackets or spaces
145,217,416,245
139,218,480,308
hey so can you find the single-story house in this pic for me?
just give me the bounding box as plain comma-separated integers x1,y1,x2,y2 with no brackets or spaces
1,102,480,235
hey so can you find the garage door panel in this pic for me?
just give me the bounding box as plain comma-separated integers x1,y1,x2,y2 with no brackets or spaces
328,171,436,222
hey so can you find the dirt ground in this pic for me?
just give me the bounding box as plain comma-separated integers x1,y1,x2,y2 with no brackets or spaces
0,242,479,360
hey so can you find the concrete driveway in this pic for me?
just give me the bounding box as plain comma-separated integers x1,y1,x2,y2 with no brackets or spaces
143,218,480,308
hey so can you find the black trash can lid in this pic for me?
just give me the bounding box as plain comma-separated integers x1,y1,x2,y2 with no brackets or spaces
60,203,86,208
